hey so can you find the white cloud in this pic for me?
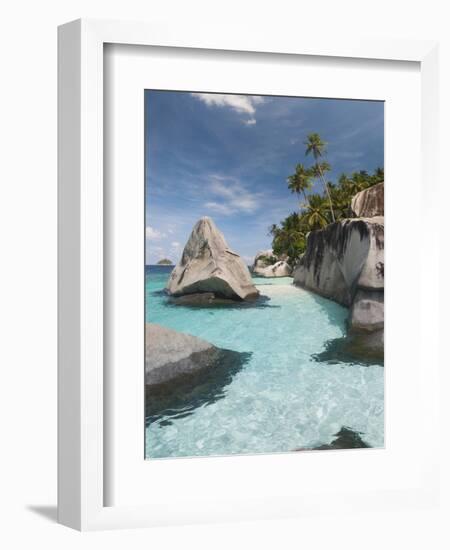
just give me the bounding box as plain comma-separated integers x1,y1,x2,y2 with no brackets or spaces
203,176,261,216
208,179,236,200
191,93,264,124
145,226,165,240
171,241,181,248
204,201,236,216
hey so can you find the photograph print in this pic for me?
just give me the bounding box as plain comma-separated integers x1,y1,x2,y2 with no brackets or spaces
144,90,384,459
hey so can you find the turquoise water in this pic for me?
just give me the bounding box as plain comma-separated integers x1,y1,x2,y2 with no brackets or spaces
145,265,384,458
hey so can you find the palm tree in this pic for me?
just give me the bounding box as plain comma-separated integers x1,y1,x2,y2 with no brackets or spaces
339,172,364,198
269,219,305,262
374,167,384,181
330,185,352,220
305,194,329,229
304,133,336,222
287,164,312,211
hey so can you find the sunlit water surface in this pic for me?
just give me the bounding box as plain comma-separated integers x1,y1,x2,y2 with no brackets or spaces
145,265,384,458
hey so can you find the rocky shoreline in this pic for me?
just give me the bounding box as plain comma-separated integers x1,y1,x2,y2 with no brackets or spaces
148,190,384,381
293,183,384,361
251,250,292,278
146,191,384,450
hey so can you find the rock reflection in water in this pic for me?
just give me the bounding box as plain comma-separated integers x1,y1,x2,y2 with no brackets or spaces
146,349,252,427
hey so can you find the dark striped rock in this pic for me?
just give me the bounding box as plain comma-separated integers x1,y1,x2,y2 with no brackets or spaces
293,216,384,338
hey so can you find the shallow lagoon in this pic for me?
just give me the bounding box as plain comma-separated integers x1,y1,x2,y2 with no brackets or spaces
145,265,384,459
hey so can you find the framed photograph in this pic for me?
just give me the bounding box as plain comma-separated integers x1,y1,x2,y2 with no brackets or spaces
58,19,440,530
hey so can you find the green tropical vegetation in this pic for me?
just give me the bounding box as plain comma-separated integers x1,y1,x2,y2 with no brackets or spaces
269,133,384,265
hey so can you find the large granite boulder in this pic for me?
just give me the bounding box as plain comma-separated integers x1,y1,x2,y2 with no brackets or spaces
166,217,259,301
257,260,292,278
146,323,215,386
252,250,292,277
351,182,384,218
252,249,276,270
145,324,252,419
293,217,384,334
145,323,251,388
351,290,384,332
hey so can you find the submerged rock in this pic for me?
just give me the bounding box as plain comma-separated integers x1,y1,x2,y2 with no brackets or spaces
166,217,259,301
314,330,384,365
351,181,384,218
296,427,370,451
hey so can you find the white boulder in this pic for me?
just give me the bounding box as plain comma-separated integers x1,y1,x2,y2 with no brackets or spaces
252,250,292,278
166,217,259,301
254,260,292,278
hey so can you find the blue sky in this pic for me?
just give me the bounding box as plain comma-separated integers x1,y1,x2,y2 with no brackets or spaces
145,91,384,265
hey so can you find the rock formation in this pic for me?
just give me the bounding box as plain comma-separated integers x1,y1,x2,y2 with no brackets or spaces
260,260,292,277
296,427,370,451
145,323,251,388
146,323,214,386
252,250,292,277
253,249,276,269
351,181,384,218
293,216,384,355
166,217,259,302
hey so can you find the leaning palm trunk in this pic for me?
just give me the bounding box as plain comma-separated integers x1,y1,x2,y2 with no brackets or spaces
301,190,310,211
317,165,336,222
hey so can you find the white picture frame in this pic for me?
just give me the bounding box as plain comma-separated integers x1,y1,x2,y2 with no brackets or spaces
58,18,440,531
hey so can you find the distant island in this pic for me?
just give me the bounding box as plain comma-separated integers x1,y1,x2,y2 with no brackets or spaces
156,258,173,265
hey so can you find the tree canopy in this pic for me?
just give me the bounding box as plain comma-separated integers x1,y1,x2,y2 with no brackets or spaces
270,141,383,266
